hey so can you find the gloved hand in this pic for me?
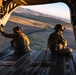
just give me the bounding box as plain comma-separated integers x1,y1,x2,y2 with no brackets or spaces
27,46,30,50
0,26,4,32
25,45,30,50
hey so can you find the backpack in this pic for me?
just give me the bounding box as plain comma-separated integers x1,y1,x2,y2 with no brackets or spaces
18,33,30,49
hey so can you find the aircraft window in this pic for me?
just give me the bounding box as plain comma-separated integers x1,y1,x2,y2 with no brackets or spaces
0,2,76,52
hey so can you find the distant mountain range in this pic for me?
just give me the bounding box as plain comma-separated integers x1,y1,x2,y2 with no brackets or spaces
13,7,70,23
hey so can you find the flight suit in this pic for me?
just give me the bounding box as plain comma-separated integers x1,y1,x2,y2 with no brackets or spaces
0,31,30,53
48,32,72,54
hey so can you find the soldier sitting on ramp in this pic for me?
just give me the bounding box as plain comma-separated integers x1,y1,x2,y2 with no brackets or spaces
0,26,30,54
47,24,72,54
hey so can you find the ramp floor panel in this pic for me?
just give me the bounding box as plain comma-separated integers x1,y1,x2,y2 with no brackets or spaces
0,50,76,75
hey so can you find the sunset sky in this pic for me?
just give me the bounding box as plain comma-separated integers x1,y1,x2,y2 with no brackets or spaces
22,2,71,21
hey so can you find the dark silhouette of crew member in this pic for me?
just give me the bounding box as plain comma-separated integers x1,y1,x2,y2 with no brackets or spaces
0,26,30,54
47,24,72,54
